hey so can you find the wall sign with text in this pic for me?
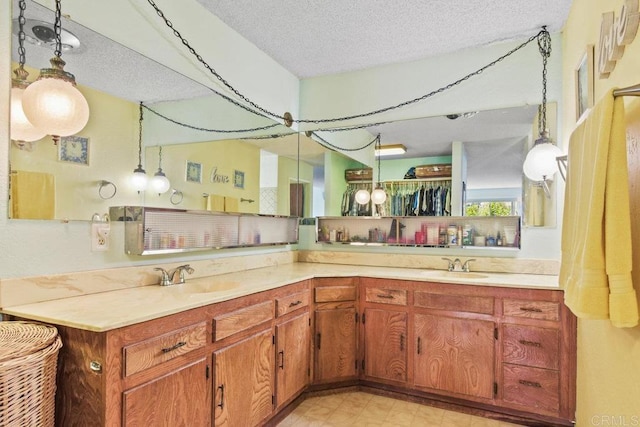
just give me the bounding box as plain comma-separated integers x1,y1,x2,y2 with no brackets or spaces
598,0,639,79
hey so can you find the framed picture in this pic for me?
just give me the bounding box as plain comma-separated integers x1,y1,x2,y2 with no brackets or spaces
59,136,89,165
575,45,594,122
233,170,245,189
185,160,202,183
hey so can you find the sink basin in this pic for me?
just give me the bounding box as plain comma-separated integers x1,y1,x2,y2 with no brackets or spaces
422,271,489,280
183,281,241,294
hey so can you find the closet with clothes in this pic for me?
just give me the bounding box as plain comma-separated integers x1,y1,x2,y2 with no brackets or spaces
341,179,452,217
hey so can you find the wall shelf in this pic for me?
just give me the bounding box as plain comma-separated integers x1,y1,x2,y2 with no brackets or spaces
316,215,520,250
110,206,298,255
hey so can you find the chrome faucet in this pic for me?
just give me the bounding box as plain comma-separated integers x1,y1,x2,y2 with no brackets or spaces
442,257,463,272
462,259,476,272
154,264,194,286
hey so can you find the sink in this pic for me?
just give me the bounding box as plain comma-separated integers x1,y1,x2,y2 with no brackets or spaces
422,271,489,280
183,281,241,294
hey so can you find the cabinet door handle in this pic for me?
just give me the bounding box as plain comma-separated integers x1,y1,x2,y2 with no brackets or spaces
519,339,542,347
161,341,186,353
289,300,302,307
519,306,543,313
519,379,542,388
377,294,394,299
317,333,321,350
278,350,285,370
217,384,225,409
417,337,422,355
400,334,405,351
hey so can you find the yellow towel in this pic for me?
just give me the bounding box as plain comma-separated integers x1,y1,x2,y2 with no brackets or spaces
206,194,225,212
224,197,239,213
10,170,55,220
559,89,638,327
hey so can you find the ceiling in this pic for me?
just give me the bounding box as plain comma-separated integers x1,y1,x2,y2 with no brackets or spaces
11,0,571,187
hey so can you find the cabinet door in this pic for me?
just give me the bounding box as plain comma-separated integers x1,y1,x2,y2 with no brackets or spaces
123,357,210,427
363,308,407,383
414,313,494,399
314,307,357,383
276,312,310,407
214,329,274,427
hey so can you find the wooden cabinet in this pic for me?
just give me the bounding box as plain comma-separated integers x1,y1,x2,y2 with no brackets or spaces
313,278,358,384
123,357,210,426
414,313,495,399
275,312,310,409
213,328,274,427
362,308,407,383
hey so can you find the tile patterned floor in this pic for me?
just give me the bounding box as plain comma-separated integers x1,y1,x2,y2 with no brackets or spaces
277,391,522,427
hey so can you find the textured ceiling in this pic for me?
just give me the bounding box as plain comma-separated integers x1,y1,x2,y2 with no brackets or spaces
196,0,572,78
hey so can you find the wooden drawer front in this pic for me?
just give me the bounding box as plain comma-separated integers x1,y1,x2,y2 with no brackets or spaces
502,364,560,414
315,286,357,303
214,301,274,341
124,322,207,377
414,291,494,314
276,290,310,317
503,299,559,321
314,277,356,288
503,325,559,370
365,288,407,306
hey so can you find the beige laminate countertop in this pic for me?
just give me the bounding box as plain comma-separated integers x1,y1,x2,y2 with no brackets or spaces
1,263,559,332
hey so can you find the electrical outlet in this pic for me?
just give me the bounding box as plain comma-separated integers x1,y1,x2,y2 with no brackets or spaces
91,223,110,252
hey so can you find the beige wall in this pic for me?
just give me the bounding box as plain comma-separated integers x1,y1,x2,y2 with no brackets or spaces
562,1,640,424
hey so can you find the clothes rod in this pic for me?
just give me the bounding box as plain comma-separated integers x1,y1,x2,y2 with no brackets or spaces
614,84,640,97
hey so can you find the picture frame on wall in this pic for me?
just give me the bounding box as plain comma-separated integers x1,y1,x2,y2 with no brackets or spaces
233,170,245,189
185,160,202,183
59,136,89,165
575,44,594,122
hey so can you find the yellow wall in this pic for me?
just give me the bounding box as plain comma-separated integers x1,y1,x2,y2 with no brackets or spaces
563,1,640,424
277,156,314,217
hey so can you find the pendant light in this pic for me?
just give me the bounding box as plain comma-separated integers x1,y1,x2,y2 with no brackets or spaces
150,146,171,195
371,135,387,205
523,27,563,183
10,0,46,143
22,0,89,144
130,102,148,192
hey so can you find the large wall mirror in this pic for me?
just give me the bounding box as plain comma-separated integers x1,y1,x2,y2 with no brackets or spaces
9,0,555,226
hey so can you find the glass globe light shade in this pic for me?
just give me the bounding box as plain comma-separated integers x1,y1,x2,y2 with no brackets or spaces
355,188,371,205
371,186,387,205
130,167,148,192
523,141,563,182
10,87,47,142
150,171,171,195
22,77,89,138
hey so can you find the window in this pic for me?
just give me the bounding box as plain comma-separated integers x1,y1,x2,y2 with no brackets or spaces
465,200,519,217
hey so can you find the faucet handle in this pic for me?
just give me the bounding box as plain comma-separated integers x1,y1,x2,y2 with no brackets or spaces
441,257,455,271
154,268,172,286
462,258,476,272
172,264,194,284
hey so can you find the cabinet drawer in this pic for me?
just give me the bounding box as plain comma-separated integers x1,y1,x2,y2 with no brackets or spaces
415,291,493,314
124,322,207,377
503,299,559,321
503,324,559,370
214,301,274,341
276,290,310,317
365,288,407,305
315,286,357,303
502,364,560,414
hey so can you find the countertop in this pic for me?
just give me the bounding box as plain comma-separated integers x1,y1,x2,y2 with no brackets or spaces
1,263,559,332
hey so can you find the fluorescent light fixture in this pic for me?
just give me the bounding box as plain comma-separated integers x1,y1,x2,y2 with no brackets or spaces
375,144,406,157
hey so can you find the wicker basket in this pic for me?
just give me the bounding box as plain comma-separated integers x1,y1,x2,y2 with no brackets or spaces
0,322,62,427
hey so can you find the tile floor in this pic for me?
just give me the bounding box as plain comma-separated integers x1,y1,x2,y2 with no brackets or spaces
277,391,522,427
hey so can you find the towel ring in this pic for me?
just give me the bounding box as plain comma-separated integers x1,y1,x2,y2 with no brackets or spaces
170,189,184,205
98,180,117,200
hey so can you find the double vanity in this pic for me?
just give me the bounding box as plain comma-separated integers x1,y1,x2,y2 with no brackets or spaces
0,258,575,427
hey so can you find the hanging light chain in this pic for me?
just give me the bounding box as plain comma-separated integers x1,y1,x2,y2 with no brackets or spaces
376,134,382,184
53,0,62,58
537,26,552,135
158,146,163,170
138,102,144,167
145,0,548,126
17,0,27,67
142,104,280,134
